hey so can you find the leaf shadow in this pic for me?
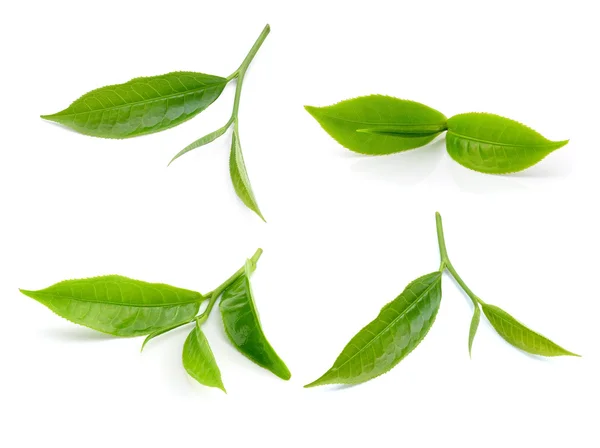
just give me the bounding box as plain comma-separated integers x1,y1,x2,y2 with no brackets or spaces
505,157,573,179
347,137,444,185
446,158,529,193
41,326,118,342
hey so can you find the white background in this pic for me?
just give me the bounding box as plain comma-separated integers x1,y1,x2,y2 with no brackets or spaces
1,0,598,446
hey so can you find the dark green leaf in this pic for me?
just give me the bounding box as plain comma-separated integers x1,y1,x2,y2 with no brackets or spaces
305,95,447,155
229,128,265,221
20,275,203,337
220,260,290,380
468,304,480,357
42,72,227,139
305,272,442,388
446,113,568,173
183,321,226,392
481,303,579,357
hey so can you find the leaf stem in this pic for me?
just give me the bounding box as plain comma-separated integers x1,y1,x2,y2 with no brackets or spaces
232,24,271,78
196,248,263,325
435,212,485,306
229,24,270,118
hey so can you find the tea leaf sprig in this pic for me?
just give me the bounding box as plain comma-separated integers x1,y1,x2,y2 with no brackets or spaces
305,213,578,388
306,95,569,174
42,25,272,220
20,248,291,392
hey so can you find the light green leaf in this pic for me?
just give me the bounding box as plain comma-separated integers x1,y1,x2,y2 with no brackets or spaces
468,304,481,357
229,128,265,221
42,72,227,139
446,113,568,173
169,120,233,166
305,95,447,155
220,260,291,380
141,318,194,352
481,303,579,357
20,275,203,337
305,272,442,388
183,322,226,392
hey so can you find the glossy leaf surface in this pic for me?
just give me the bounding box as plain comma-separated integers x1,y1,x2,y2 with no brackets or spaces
229,128,265,220
446,113,568,173
481,303,578,357
468,304,481,357
20,275,203,337
305,272,442,387
305,95,447,155
220,261,290,380
182,322,226,392
42,72,227,138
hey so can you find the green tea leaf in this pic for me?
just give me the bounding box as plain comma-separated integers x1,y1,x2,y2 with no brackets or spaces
220,260,291,380
229,128,265,221
468,304,480,357
141,318,194,352
42,72,227,139
183,321,226,392
305,272,442,388
305,95,447,155
20,275,203,337
446,113,568,173
481,303,579,357
168,120,233,166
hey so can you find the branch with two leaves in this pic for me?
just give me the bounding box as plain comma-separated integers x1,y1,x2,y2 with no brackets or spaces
305,213,579,388
42,25,272,220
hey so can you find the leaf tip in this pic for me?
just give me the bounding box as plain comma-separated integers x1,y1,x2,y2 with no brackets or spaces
140,337,151,353
40,113,60,122
277,367,292,381
304,105,319,116
19,288,35,298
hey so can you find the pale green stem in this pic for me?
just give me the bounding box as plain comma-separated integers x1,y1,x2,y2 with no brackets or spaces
435,212,485,306
229,24,270,118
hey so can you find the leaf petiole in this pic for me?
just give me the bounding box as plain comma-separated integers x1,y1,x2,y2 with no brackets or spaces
141,248,263,349
435,212,485,306
196,248,263,325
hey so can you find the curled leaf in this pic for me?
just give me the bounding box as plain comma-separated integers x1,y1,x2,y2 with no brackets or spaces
229,128,265,221
20,275,203,337
183,322,226,392
446,113,568,173
468,304,481,357
141,318,194,352
42,72,227,139
220,261,290,380
169,120,233,166
481,303,579,357
305,95,447,155
305,272,442,388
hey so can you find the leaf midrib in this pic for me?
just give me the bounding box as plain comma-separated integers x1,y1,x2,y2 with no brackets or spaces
26,290,203,308
48,78,227,118
314,110,445,127
448,131,558,148
332,275,440,373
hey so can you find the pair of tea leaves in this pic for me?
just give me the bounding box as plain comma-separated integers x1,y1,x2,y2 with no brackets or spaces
306,95,569,174
20,249,290,392
305,213,578,388
41,26,271,221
